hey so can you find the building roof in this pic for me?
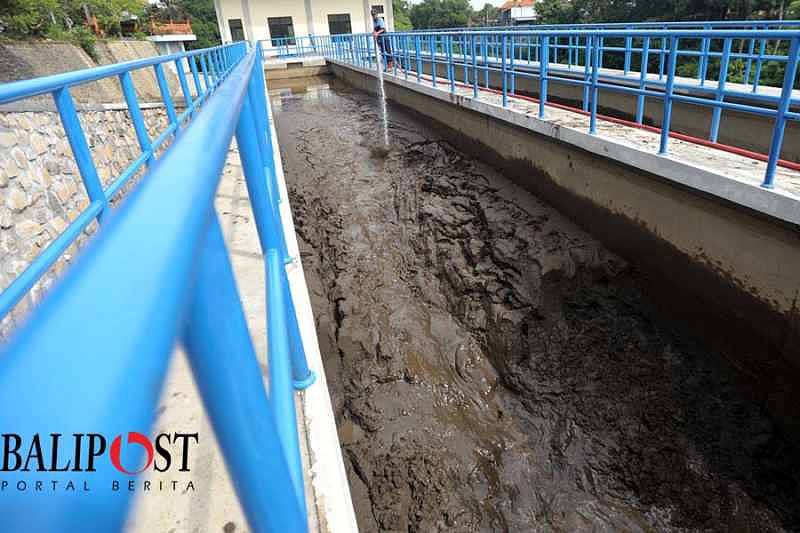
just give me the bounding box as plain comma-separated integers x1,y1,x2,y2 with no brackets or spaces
499,0,536,10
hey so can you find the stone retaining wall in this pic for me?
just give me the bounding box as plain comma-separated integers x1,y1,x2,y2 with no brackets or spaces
0,107,170,337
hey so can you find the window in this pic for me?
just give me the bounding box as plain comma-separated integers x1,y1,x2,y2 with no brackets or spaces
371,5,384,14
228,18,245,42
268,16,295,46
327,13,352,35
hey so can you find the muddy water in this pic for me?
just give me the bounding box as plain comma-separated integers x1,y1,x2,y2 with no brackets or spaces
269,77,800,532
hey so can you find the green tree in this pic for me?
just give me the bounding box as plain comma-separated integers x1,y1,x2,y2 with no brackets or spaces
393,0,414,30
73,0,147,36
535,0,581,24
471,3,500,26
409,0,473,29
0,0,61,36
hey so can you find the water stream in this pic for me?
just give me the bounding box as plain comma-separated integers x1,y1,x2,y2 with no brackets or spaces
269,76,800,533
374,37,390,148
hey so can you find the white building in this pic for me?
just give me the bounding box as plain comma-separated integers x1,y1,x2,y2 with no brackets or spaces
213,0,394,44
147,21,197,56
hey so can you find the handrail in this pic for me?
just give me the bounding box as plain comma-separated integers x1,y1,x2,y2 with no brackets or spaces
0,43,239,319
285,27,800,188
0,41,315,531
408,19,800,33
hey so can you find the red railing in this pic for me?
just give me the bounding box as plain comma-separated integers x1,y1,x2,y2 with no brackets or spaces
150,20,193,35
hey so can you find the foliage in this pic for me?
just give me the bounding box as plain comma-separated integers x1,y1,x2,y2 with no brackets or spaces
471,3,500,26
82,0,146,36
409,0,473,29
0,0,221,50
535,0,788,24
0,0,62,36
393,0,414,31
0,0,146,38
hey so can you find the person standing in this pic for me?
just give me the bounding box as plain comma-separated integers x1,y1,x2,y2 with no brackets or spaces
372,8,393,70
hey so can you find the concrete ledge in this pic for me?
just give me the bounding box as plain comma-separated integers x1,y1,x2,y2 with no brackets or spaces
401,54,800,161
264,58,330,80
331,59,800,227
265,72,358,533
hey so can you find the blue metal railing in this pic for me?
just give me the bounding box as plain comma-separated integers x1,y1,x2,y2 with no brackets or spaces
0,41,315,531
262,35,321,59
286,27,800,188
409,19,800,33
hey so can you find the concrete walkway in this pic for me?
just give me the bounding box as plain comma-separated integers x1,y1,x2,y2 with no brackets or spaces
126,94,357,531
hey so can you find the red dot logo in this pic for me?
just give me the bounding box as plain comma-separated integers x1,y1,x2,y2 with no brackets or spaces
110,432,154,475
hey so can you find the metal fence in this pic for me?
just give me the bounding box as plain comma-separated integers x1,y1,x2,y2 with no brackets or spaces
262,35,322,59
408,19,800,33
289,27,800,188
0,41,314,531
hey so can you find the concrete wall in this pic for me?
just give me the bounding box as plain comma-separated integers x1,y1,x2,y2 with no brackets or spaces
405,60,800,162
0,41,182,106
330,62,800,431
216,0,393,44
93,40,182,102
0,108,171,338
265,59,330,80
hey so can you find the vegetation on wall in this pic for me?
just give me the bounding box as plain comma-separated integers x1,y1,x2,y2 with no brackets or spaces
0,0,221,57
393,0,414,31
0,0,146,37
535,0,798,24
409,0,473,29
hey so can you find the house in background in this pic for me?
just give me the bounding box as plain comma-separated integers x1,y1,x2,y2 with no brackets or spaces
213,0,394,45
499,0,538,25
147,20,197,56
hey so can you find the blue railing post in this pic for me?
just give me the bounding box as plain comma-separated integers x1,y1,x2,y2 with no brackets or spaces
540,35,549,118
744,34,756,84
266,249,306,510
462,33,468,84
624,32,633,74
183,213,307,532
753,37,767,91
235,82,286,257
154,63,178,127
659,36,679,155
175,57,193,110
200,53,211,90
582,36,591,111
762,37,800,188
699,26,711,85
430,34,437,87
189,55,204,98
510,34,516,94
415,35,422,82
589,35,601,133
483,34,489,88
501,33,508,107
447,34,455,93
636,36,651,124
472,34,479,98
709,38,732,142
53,87,108,222
236,55,315,393
118,71,153,159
